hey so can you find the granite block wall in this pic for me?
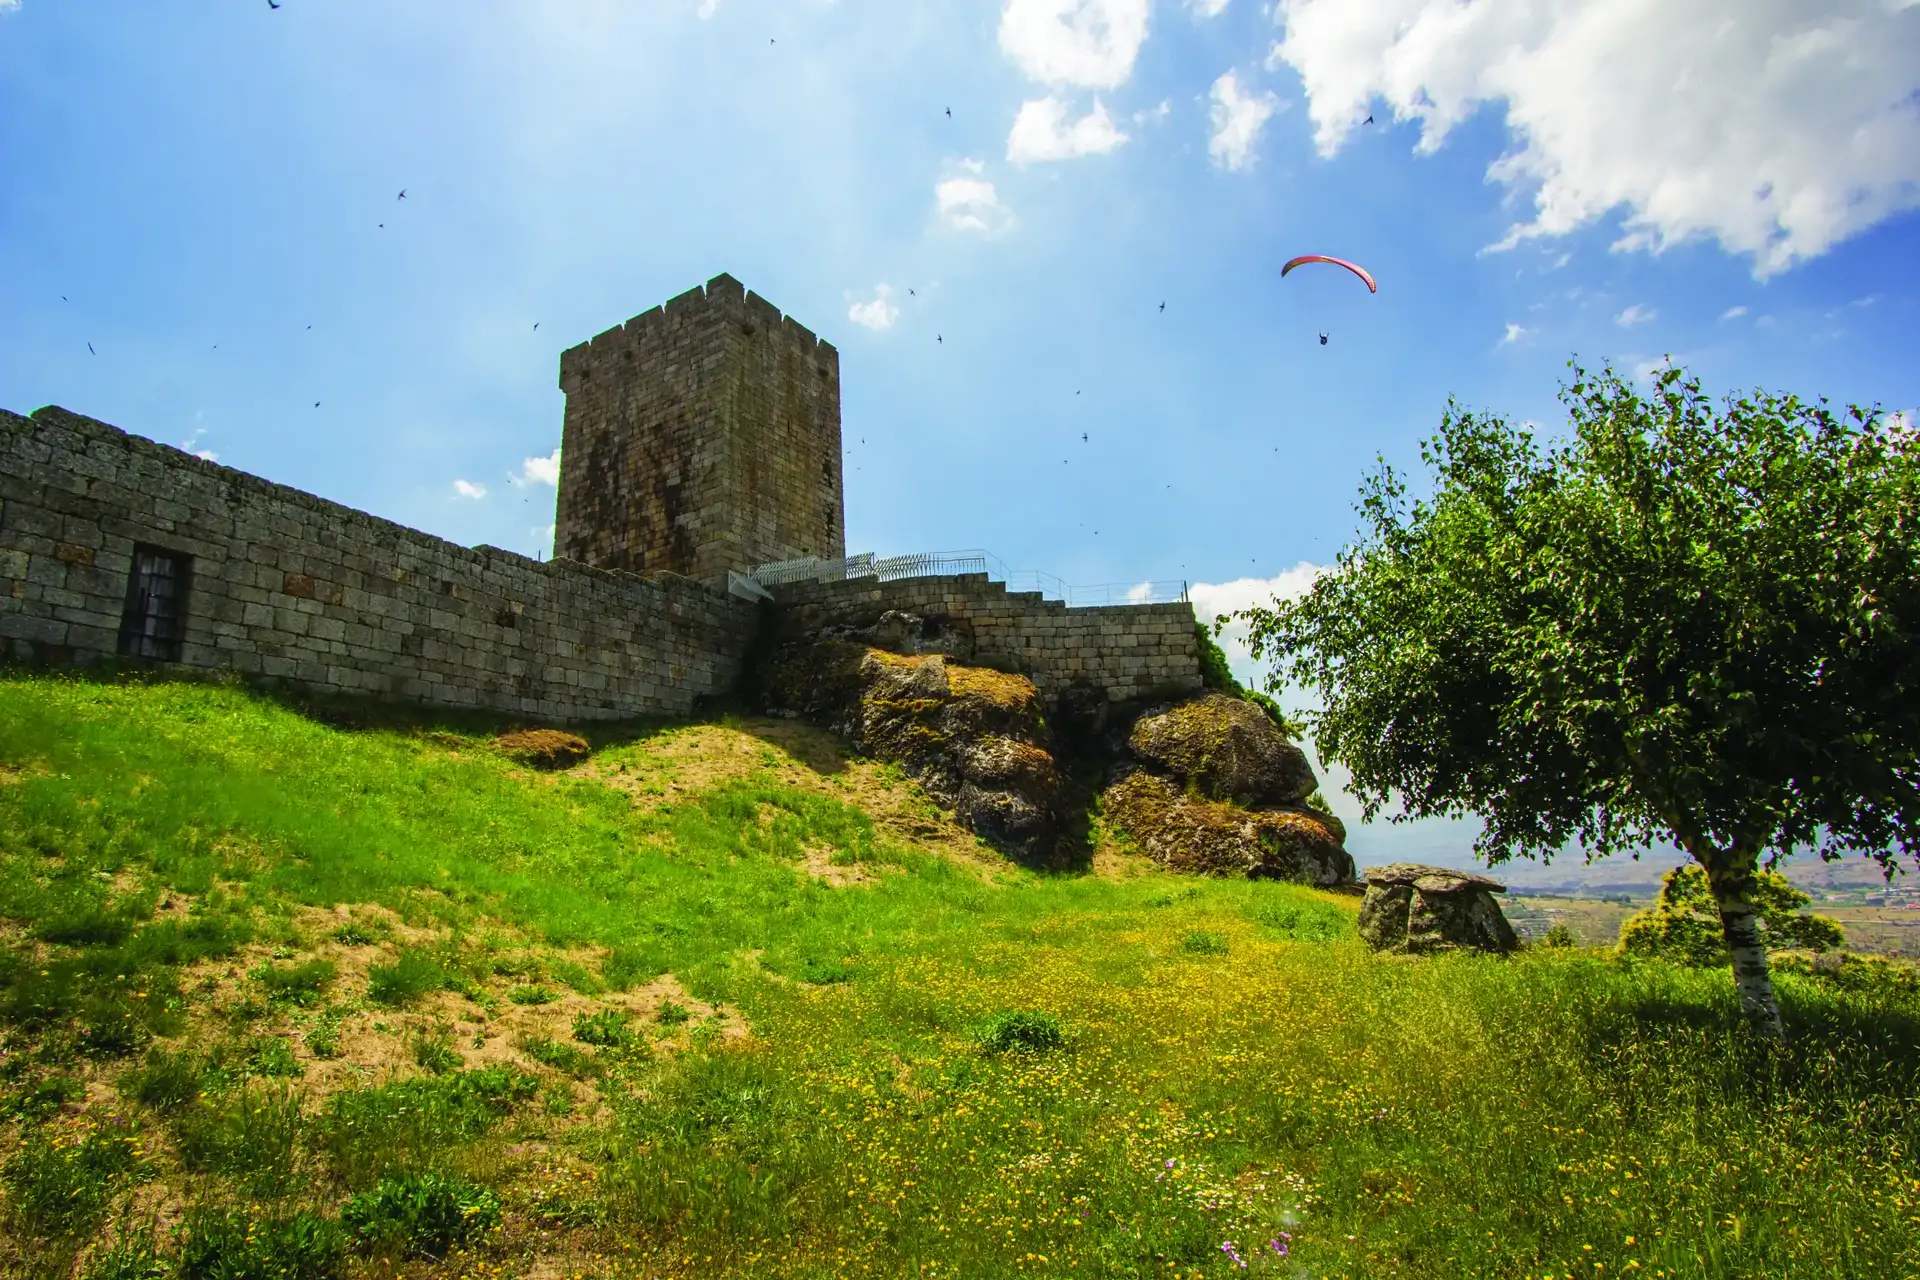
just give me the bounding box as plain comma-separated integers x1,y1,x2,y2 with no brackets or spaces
0,406,758,722
554,273,844,586
772,573,1204,701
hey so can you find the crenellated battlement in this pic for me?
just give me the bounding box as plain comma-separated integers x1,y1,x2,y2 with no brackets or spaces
553,273,843,586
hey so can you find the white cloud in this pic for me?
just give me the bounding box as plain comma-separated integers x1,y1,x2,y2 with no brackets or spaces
848,284,900,331
1208,70,1281,171
0,2,20,13
999,0,1151,89
1134,99,1172,124
1190,563,1327,673
1189,0,1232,16
1267,0,1920,277
1720,305,1749,320
695,0,719,17
516,448,561,487
936,169,1014,233
1007,96,1129,163
1499,322,1529,345
453,479,488,500
178,428,217,462
1615,303,1657,327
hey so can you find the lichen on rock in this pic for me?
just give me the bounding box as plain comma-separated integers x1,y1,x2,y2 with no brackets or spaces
1100,771,1353,885
756,635,1071,863
1356,863,1518,955
1126,693,1320,808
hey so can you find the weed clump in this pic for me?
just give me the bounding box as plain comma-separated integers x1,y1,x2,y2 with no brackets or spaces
572,1009,635,1048
411,1032,461,1075
341,1171,501,1259
253,960,335,1006
1179,929,1230,956
330,923,376,947
366,950,449,1007
519,1034,596,1077
179,1205,344,1280
316,1067,536,1185
978,1010,1064,1054
3,1075,84,1124
508,983,556,1005
81,1226,170,1280
2,1121,142,1238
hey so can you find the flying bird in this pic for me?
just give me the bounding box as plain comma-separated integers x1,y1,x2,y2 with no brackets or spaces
908,288,915,296
378,223,384,228
87,342,95,355
1364,114,1374,125
1319,332,1329,345
945,108,951,118
936,334,943,344
533,322,539,330
1081,432,1088,442
61,296,67,302
314,401,320,408
397,190,407,200
1158,301,1165,313
268,0,280,8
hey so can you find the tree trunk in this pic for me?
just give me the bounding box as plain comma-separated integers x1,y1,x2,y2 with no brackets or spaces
1700,853,1785,1041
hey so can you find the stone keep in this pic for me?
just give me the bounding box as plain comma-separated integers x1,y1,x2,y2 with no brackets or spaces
554,273,845,586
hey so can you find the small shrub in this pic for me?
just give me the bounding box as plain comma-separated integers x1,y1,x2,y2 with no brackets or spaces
179,1206,344,1280
2,1122,142,1238
82,1225,171,1280
1179,929,1230,956
508,984,556,1006
799,957,856,985
1618,865,1845,965
519,1034,596,1077
342,1171,501,1259
572,1009,634,1048
655,1000,691,1028
331,922,377,947
411,1032,461,1075
366,951,446,1008
1537,922,1580,949
978,1010,1065,1055
252,960,335,1007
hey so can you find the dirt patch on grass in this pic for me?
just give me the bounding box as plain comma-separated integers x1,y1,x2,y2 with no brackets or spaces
496,729,592,770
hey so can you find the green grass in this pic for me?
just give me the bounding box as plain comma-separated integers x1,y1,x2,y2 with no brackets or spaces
1,670,1917,1278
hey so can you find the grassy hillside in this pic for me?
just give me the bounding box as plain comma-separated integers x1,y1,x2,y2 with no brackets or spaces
0,672,1915,1280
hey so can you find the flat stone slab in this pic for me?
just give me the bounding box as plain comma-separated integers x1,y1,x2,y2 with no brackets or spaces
1362,862,1507,894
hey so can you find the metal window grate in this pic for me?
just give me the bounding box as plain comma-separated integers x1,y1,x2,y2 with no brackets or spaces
118,546,190,661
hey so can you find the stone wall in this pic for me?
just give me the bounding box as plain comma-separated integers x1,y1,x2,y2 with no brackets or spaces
554,273,844,586
0,406,758,722
772,573,1204,702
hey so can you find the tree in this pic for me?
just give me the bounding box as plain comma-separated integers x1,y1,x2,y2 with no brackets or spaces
1239,363,1920,1038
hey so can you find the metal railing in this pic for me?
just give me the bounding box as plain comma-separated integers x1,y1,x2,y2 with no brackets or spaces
746,548,1189,609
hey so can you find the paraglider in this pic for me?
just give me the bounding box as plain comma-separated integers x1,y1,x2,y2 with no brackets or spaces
1281,255,1377,293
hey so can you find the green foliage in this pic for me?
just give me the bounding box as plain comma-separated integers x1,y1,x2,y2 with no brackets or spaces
365,951,449,1008
1178,928,1229,956
178,1206,344,1280
1248,896,1351,943
978,1010,1065,1054
172,1085,302,1192
1620,864,1845,965
410,1031,461,1075
329,923,376,947
82,1226,172,1280
2,1121,142,1238
654,1000,691,1028
1195,621,1305,740
241,1035,303,1079
519,1034,596,1077
313,1067,535,1186
251,960,335,1007
304,1014,343,1061
3,1074,84,1124
798,956,857,985
1536,922,1580,950
548,959,605,995
507,983,556,1005
571,1009,635,1048
123,1047,210,1113
340,1171,501,1259
1242,363,1920,872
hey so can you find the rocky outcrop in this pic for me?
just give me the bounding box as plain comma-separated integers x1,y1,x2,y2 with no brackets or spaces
757,635,1071,862
1357,863,1518,955
1126,693,1318,808
1101,772,1353,885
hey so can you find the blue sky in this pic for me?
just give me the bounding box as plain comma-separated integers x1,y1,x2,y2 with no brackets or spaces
5,0,1918,872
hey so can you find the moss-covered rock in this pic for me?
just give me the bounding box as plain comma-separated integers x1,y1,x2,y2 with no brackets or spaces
1100,772,1353,885
1126,693,1318,808
1356,864,1518,955
757,641,1071,862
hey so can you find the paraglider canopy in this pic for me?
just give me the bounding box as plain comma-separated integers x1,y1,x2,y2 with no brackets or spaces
1281,255,1377,293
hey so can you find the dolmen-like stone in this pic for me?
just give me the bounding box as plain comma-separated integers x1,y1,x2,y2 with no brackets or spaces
1358,863,1519,955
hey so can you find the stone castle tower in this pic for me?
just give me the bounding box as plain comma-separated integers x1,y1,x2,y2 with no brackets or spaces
554,273,845,585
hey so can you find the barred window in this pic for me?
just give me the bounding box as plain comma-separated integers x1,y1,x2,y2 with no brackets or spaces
117,546,190,661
